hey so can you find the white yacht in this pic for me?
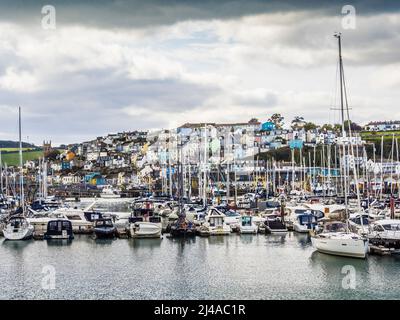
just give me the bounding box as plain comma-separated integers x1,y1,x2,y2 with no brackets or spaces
52,202,97,234
238,216,258,234
368,219,400,248
311,33,369,259
311,221,368,259
3,216,34,240
100,185,121,198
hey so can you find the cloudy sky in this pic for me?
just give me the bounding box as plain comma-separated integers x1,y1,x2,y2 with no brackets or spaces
0,0,399,146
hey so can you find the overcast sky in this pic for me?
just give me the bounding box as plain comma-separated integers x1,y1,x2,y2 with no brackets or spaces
0,0,399,146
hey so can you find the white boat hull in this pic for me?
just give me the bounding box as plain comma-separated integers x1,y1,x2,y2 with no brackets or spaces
3,225,34,240
100,194,121,199
208,225,231,236
129,222,162,238
293,223,311,233
239,225,258,234
311,233,368,258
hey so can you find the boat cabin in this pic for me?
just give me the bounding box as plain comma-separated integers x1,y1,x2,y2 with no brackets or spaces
84,211,103,222
240,216,253,227
297,214,317,228
44,219,74,240
7,216,28,228
95,218,114,228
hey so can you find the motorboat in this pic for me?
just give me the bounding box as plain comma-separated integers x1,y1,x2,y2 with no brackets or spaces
3,215,34,240
128,199,162,238
311,221,368,259
348,213,369,235
94,218,116,238
44,219,74,240
238,215,258,234
293,213,317,233
264,214,288,234
368,219,400,249
199,208,231,236
100,185,121,198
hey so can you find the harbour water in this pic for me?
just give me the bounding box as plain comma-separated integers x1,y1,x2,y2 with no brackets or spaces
1,199,400,300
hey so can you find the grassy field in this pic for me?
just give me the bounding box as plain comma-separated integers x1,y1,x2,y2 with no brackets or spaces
0,147,35,152
0,150,43,166
361,130,400,141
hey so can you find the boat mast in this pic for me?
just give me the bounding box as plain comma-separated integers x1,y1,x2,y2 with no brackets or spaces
203,124,207,206
18,106,25,212
0,150,3,195
335,33,349,228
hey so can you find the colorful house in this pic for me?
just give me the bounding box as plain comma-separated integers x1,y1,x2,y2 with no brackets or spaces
84,172,105,186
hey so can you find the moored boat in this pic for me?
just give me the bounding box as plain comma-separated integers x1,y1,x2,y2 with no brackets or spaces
44,219,74,240
3,215,34,240
94,218,116,238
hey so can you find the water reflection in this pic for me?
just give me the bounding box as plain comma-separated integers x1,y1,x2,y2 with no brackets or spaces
292,232,311,248
207,236,228,245
45,239,73,247
1,239,33,251
129,238,162,249
309,250,369,275
265,234,287,245
93,238,115,246
238,234,255,244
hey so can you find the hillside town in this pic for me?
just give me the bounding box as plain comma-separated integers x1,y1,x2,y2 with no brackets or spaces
1,115,397,200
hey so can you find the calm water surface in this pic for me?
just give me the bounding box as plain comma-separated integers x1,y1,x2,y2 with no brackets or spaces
1,199,400,299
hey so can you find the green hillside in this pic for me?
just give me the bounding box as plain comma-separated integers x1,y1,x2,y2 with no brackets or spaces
0,150,43,167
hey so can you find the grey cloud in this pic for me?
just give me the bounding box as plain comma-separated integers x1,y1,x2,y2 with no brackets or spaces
1,1,399,29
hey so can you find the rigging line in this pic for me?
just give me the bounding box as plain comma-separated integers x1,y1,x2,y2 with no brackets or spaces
341,60,352,138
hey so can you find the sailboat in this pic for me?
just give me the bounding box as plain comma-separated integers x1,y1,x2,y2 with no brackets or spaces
311,33,369,258
169,131,196,237
4,107,34,241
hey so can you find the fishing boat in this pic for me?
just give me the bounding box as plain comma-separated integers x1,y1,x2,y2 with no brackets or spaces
3,215,34,240
238,215,258,234
94,218,116,238
199,208,231,236
44,219,74,240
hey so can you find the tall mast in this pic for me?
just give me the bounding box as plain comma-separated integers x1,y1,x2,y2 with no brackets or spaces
0,150,3,195
19,106,24,211
203,124,207,206
335,33,349,227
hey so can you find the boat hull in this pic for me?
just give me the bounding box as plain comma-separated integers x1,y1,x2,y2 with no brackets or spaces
311,234,368,259
3,226,34,240
129,222,162,238
94,227,116,238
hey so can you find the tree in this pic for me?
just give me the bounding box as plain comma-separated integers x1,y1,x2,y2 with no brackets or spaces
268,113,284,129
321,124,334,131
333,123,342,133
344,120,362,132
291,116,305,130
303,122,318,131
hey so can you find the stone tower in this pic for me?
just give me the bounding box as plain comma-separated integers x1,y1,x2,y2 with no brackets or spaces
43,140,52,158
